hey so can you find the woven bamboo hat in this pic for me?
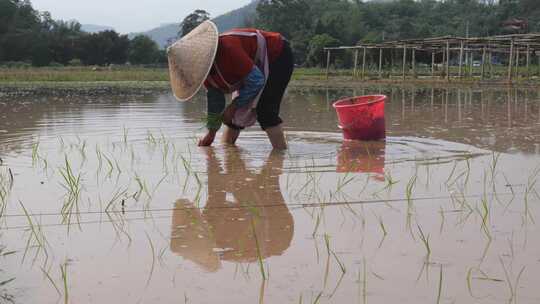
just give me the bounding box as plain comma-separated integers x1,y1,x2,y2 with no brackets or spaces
167,21,219,101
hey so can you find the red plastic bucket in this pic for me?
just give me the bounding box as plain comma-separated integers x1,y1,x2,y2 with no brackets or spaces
332,95,386,141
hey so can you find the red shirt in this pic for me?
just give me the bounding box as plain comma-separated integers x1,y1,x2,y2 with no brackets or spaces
204,29,284,92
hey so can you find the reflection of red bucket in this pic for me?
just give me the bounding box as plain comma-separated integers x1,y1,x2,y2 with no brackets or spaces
337,141,386,181
333,95,386,141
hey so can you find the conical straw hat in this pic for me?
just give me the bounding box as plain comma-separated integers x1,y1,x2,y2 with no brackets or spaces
167,21,219,101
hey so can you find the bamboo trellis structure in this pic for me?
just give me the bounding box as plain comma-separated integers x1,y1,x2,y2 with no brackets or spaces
323,33,540,82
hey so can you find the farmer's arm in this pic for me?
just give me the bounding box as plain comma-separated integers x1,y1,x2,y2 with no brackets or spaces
234,66,265,107
222,66,265,124
199,87,225,146
206,87,226,130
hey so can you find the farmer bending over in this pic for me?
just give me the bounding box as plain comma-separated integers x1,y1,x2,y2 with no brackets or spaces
167,21,294,150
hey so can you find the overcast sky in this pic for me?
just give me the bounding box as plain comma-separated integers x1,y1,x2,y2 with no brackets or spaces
31,0,252,33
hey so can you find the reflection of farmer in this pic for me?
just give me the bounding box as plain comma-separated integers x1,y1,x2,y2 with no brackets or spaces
170,148,294,272
337,141,386,180
167,21,294,150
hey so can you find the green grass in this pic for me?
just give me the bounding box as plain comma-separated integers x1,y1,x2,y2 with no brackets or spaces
3,66,539,86
0,66,168,82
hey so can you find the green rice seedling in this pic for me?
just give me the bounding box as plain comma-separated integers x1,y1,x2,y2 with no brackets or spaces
439,206,445,234
464,157,471,186
324,234,346,274
445,161,458,185
417,225,431,259
490,152,500,185
499,257,526,304
312,213,321,238
59,155,82,227
129,145,136,168
436,265,443,304
123,126,129,147
376,213,387,237
523,165,540,224
323,243,331,288
361,259,367,304
0,168,11,218
329,271,346,299
77,139,87,163
312,291,323,304
147,130,157,146
479,195,492,240
145,173,169,208
467,266,506,298
258,279,267,304
40,266,61,297
60,261,69,304
31,139,40,167
479,239,492,265
134,173,148,201
113,157,122,176
425,164,431,188
102,153,114,178
104,187,128,212
19,201,49,262
145,232,156,288
447,169,467,189
251,218,266,280
313,236,321,263
405,171,418,205
466,268,475,298
336,171,355,194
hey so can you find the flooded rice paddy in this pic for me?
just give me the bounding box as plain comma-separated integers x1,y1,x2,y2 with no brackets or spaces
0,86,539,303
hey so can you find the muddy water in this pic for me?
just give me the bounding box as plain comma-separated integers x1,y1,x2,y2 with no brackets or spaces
0,86,539,303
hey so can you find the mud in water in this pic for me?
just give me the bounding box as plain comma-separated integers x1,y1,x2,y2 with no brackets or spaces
0,86,539,303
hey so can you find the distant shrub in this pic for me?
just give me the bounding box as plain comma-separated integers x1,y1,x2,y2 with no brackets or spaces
68,59,82,66
0,61,32,68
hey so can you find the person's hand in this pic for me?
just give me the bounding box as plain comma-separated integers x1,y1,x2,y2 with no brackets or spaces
198,130,217,146
222,103,237,126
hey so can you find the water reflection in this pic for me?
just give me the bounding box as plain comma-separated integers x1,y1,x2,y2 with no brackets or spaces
337,141,385,180
306,86,540,154
1,86,539,158
170,147,293,272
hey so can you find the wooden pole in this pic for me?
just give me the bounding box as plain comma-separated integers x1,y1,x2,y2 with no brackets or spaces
402,45,407,80
353,49,359,79
508,40,514,82
378,48,383,78
481,46,486,80
515,48,520,79
488,50,493,78
431,51,435,77
441,48,446,78
412,48,416,78
391,49,395,76
325,50,331,80
446,41,450,81
458,41,464,78
362,47,367,80
469,51,473,77
526,44,530,80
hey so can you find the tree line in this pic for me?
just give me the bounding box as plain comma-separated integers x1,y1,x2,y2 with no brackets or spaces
254,0,540,67
0,0,165,66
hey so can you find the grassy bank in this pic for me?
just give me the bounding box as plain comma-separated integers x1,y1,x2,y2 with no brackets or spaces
0,66,168,82
1,67,539,94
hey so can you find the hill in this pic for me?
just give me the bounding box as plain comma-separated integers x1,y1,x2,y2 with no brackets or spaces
81,24,115,33
131,0,260,48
